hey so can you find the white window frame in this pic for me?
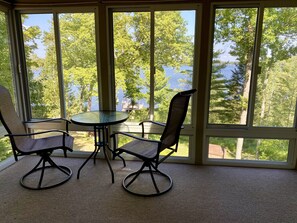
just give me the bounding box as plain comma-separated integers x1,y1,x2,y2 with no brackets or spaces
108,4,201,164
204,2,297,169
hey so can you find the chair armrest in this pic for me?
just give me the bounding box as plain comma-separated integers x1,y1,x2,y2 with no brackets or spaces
24,118,71,124
24,118,71,132
5,129,70,137
139,120,166,127
111,131,161,144
139,120,184,129
139,120,166,137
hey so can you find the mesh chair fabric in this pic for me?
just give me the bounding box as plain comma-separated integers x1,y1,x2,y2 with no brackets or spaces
120,139,159,159
160,92,191,149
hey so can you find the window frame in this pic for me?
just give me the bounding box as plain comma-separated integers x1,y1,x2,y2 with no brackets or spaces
204,2,297,168
108,4,200,164
15,6,101,126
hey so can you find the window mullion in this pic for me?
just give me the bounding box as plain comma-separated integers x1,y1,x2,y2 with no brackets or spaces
149,10,155,121
247,6,264,128
53,13,66,118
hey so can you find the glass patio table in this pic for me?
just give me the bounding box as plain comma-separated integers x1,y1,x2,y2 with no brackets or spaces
71,110,129,183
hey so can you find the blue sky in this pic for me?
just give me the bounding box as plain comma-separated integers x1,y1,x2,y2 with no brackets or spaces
23,14,51,58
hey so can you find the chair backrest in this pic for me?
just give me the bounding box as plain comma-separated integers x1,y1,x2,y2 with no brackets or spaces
160,89,196,149
0,85,28,148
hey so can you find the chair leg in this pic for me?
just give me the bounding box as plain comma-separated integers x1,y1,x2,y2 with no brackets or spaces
148,163,160,194
125,162,147,188
20,154,72,190
38,158,46,188
47,156,72,175
122,161,173,197
22,156,44,178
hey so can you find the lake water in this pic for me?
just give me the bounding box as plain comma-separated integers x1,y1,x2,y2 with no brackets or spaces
89,66,193,111
91,64,237,111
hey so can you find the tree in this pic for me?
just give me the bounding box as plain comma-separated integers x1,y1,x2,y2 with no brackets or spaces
208,51,229,124
21,15,49,118
254,8,297,127
213,7,297,159
113,11,194,122
33,13,98,118
113,12,146,120
0,12,15,160
258,56,297,127
225,64,246,124
59,13,98,117
0,12,14,93
214,8,257,159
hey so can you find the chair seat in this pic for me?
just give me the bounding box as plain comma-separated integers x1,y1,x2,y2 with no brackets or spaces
119,139,159,159
17,135,74,154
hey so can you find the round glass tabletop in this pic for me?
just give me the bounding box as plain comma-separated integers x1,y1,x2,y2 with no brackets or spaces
71,110,129,126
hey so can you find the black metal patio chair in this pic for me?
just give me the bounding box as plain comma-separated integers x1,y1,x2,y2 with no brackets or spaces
112,89,196,196
0,85,73,190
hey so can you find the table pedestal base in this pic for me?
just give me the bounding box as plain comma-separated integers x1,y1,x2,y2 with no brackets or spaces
77,125,114,183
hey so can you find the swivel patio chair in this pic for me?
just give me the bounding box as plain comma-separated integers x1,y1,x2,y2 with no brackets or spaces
112,89,196,196
0,85,74,190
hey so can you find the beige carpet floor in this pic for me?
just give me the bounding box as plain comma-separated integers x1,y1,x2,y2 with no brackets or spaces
1,156,297,223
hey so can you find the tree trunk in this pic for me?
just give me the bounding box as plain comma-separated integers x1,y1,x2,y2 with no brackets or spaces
235,51,253,159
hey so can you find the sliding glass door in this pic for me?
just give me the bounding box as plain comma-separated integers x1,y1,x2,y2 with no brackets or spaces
206,5,297,167
111,6,197,160
21,12,98,119
20,11,99,152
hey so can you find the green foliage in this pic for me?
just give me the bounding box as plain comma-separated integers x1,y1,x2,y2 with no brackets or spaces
59,13,98,118
256,139,288,161
209,51,229,124
214,8,257,62
209,137,288,161
0,12,15,162
113,11,193,122
113,12,148,114
210,8,257,126
225,64,246,124
22,14,48,118
210,7,297,161
0,12,14,97
0,137,12,162
23,13,98,119
254,56,297,127
254,8,297,127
